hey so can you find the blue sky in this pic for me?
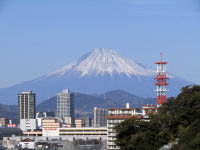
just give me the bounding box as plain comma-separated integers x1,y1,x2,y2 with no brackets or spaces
0,0,200,88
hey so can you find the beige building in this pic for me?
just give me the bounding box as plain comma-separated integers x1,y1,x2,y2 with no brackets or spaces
59,127,107,136
75,119,85,128
0,118,9,127
142,105,157,116
42,118,60,136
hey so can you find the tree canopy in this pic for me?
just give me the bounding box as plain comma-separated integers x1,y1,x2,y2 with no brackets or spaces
114,85,200,150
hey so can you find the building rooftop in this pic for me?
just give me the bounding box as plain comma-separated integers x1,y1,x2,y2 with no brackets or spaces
108,108,140,110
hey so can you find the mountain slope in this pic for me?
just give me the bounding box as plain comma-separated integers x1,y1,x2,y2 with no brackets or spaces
0,48,192,104
48,48,154,77
0,103,18,123
1,90,156,122
37,90,156,118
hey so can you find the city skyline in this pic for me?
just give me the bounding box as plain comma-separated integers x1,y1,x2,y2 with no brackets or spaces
0,0,200,88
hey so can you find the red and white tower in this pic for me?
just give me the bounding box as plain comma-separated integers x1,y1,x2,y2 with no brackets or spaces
155,53,168,107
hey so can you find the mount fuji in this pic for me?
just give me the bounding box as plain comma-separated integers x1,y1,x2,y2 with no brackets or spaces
0,48,192,104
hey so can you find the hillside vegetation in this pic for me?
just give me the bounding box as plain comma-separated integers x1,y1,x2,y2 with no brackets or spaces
115,85,200,150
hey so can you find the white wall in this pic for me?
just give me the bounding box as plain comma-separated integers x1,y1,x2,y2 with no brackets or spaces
20,119,37,131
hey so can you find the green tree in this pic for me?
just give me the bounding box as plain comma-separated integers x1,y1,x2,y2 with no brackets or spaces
115,85,200,150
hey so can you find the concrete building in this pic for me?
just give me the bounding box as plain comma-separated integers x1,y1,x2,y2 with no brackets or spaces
57,89,75,126
18,91,36,120
42,118,60,136
20,119,37,131
94,107,107,127
0,118,9,127
19,138,35,149
18,91,36,131
75,119,85,128
83,117,92,127
106,103,142,150
142,105,157,118
59,127,107,136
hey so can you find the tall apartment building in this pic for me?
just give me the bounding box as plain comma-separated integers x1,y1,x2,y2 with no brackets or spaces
57,89,75,126
18,91,36,131
106,103,142,150
94,107,107,127
18,91,36,120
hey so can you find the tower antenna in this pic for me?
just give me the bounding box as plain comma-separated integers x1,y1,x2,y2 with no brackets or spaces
155,52,168,107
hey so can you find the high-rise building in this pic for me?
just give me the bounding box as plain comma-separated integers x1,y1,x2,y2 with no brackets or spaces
18,91,36,131
57,89,75,126
18,91,36,120
94,107,107,127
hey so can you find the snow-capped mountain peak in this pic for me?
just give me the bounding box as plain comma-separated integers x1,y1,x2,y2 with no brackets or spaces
48,48,154,77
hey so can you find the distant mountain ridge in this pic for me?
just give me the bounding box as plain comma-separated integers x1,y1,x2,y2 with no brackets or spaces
37,90,156,118
0,48,192,104
1,90,156,122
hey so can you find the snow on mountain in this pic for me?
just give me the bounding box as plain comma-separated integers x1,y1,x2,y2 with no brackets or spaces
48,48,155,77
0,48,191,105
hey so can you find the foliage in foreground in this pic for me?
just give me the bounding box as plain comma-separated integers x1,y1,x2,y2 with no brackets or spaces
114,85,200,150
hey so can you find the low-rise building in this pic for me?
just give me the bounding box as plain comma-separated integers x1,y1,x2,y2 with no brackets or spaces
59,127,107,136
42,118,60,136
75,119,85,128
142,105,157,118
19,138,35,149
0,118,9,127
20,119,37,131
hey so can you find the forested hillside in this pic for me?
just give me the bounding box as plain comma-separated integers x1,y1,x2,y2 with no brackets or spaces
115,85,200,150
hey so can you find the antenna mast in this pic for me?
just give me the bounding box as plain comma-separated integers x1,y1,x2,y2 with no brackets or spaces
155,53,168,107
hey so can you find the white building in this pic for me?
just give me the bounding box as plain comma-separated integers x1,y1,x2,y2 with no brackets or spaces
42,118,60,136
142,104,157,117
19,138,35,149
94,107,107,127
36,112,47,129
57,89,75,126
20,119,37,131
106,103,142,150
